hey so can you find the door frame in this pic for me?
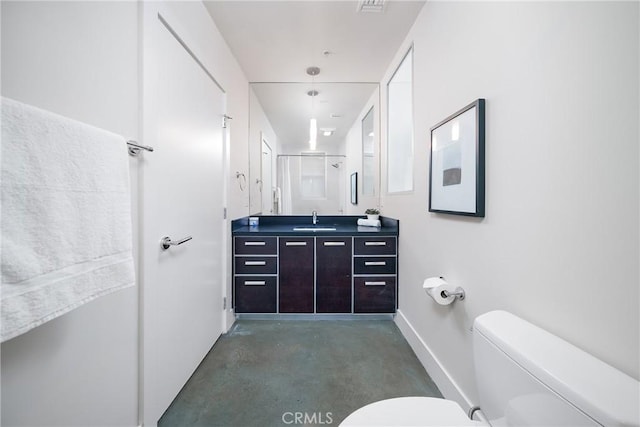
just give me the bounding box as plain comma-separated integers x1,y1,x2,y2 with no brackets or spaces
260,134,273,215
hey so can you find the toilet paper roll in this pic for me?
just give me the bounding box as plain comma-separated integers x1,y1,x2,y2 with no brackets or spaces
423,277,456,306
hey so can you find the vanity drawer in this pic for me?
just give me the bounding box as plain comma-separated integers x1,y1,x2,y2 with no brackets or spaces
354,237,396,255
353,256,396,275
234,237,277,255
235,256,277,274
234,276,277,313
354,277,396,313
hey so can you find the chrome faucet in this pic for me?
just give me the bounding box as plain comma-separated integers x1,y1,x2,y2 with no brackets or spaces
312,210,318,225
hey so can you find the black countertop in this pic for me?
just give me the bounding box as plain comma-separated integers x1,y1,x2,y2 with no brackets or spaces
231,215,399,236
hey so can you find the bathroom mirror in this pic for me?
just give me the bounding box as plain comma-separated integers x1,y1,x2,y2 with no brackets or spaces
248,82,380,216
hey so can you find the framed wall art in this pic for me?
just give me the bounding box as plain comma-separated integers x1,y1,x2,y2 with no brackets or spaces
429,99,485,217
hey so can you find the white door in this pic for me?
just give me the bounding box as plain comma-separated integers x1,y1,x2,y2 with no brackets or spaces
261,138,273,214
142,10,225,425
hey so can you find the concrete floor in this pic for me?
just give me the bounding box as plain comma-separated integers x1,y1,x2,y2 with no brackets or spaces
158,320,442,427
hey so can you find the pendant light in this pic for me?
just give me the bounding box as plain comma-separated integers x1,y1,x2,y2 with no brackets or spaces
309,117,318,150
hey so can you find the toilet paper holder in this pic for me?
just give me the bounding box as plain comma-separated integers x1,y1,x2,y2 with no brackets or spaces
440,286,465,301
423,276,466,305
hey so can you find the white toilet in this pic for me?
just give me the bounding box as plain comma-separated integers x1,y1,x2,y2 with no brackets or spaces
341,310,639,427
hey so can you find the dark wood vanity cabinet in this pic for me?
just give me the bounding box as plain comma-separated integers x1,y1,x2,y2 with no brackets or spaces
279,237,314,313
234,236,278,255
316,237,352,313
233,233,397,315
354,277,396,313
233,237,277,313
353,237,397,313
235,276,277,313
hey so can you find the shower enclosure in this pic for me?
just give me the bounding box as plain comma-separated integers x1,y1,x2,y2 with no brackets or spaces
276,154,346,215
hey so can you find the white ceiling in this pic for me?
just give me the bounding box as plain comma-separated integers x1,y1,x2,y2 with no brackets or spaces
203,0,425,150
204,1,425,83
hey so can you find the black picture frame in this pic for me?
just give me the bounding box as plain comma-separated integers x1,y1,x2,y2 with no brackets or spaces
429,99,485,217
350,172,358,205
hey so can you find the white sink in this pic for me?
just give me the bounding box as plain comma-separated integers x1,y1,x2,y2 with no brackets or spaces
292,227,337,232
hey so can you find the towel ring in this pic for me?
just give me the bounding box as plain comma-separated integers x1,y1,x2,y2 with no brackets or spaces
235,172,247,191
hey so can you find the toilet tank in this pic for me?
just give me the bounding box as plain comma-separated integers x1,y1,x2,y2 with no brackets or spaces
473,311,639,427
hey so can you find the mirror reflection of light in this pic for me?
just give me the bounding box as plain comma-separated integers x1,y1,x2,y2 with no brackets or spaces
309,138,317,151
368,131,374,137
309,118,317,148
432,135,438,150
451,121,460,141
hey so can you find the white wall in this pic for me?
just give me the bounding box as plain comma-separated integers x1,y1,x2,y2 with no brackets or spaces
382,1,639,407
1,2,139,425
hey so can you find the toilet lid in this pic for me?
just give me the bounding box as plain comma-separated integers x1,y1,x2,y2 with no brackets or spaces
340,397,486,427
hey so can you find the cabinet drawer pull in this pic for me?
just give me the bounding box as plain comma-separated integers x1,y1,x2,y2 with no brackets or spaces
365,281,387,286
324,241,346,246
365,261,386,266
365,241,386,246
285,241,307,246
244,280,266,286
245,261,267,266
244,241,266,246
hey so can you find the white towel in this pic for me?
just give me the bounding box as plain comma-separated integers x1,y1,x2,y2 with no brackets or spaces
357,218,381,228
1,97,135,342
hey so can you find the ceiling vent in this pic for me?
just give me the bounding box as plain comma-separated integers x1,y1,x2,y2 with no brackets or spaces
357,0,385,13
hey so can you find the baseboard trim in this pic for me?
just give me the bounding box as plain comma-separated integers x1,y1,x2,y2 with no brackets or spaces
394,309,475,410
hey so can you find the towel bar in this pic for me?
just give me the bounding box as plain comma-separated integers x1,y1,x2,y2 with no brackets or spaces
127,140,154,156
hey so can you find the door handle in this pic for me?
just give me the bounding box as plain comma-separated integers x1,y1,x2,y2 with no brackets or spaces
161,236,193,250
